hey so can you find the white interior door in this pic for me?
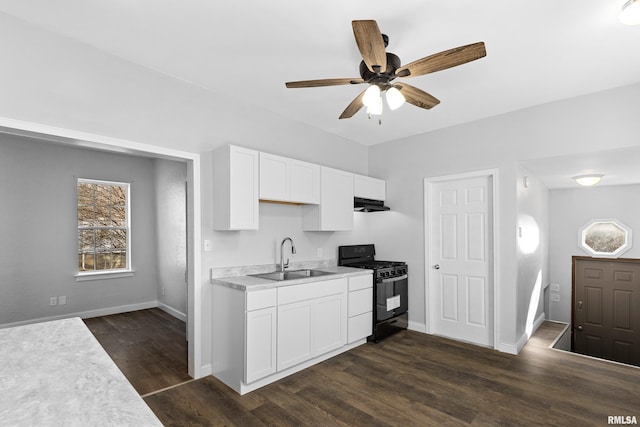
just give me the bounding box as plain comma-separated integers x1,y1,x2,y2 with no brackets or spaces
427,174,494,347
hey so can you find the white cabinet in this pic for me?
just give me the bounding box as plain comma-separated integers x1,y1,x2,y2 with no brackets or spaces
354,174,386,201
259,153,320,204
212,145,259,230
347,274,373,343
245,289,277,384
212,273,371,395
277,278,347,371
302,166,354,231
245,307,277,383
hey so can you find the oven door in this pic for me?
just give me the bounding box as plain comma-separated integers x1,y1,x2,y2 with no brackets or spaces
376,274,408,322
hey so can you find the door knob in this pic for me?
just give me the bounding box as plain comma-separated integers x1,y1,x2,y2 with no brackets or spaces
433,264,440,270
576,325,583,331
577,301,583,309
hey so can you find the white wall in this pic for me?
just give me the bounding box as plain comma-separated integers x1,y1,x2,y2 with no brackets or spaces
516,166,549,341
0,134,159,325
154,159,188,318
0,14,370,372
548,184,640,323
369,83,640,351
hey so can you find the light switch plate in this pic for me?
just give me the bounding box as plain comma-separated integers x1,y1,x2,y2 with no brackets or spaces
551,294,560,302
550,283,560,292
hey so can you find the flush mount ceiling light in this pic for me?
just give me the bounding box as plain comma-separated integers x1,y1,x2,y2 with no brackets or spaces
620,0,640,25
573,174,604,186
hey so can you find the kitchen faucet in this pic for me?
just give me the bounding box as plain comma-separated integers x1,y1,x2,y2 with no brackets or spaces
280,237,296,271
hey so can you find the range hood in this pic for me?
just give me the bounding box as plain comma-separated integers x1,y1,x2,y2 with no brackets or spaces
354,197,390,212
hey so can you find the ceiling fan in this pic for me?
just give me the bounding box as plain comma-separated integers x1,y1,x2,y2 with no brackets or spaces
285,20,486,120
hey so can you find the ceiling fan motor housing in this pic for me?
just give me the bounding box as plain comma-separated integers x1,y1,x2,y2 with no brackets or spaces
359,52,401,85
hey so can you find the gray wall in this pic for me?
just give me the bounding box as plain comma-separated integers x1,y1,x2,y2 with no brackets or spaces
0,134,159,325
154,158,188,319
548,184,640,323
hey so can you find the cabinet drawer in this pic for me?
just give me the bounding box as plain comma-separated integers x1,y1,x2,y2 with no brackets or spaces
348,274,372,292
278,278,346,305
348,288,373,317
348,312,372,343
246,288,277,311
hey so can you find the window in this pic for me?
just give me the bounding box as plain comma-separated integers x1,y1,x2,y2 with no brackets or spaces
578,219,633,258
77,179,131,274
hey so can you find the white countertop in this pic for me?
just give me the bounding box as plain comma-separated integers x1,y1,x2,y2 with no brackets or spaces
0,317,162,427
212,265,373,291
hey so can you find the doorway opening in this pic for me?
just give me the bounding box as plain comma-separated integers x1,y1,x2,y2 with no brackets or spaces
0,118,202,378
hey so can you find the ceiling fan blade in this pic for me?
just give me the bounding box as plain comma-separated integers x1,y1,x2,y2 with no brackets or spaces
396,42,486,78
352,20,387,73
395,84,440,110
285,78,364,88
339,89,367,119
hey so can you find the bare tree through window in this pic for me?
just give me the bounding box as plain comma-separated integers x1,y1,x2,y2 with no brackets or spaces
77,179,130,272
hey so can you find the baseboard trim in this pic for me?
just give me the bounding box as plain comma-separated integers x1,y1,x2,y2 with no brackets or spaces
408,320,427,333
498,312,547,355
157,302,187,322
0,301,158,329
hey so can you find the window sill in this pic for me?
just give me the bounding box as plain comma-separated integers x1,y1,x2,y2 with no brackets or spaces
75,270,136,282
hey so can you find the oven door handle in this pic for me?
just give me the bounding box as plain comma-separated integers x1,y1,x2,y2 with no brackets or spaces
379,274,408,283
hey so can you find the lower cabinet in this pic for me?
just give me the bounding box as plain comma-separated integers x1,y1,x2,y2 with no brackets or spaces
212,273,369,395
245,306,277,384
348,273,374,343
277,283,347,371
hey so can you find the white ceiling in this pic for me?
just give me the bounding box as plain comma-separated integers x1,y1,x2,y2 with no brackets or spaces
1,1,640,189
1,0,640,148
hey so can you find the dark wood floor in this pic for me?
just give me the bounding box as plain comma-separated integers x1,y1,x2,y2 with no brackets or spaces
86,311,640,426
83,308,190,395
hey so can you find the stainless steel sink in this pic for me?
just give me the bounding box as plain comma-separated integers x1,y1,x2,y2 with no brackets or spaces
250,269,334,281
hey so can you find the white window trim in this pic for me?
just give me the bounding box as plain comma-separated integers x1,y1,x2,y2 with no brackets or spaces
76,178,133,277
75,269,136,282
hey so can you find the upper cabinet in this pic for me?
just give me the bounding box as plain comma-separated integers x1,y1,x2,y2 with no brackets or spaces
302,167,354,231
354,174,386,201
259,153,320,204
212,145,259,230
212,145,384,231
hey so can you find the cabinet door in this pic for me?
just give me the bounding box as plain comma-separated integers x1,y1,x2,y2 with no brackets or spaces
213,145,259,230
245,307,277,384
321,167,353,230
313,292,347,356
289,159,320,204
277,300,313,371
259,152,288,201
348,312,372,344
354,174,386,201
229,147,259,230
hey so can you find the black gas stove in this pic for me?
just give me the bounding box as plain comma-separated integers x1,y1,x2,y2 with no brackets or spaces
338,244,408,342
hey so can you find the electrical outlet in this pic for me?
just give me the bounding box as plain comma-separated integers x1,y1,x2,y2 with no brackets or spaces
204,240,213,252
550,283,560,292
49,297,57,306
317,248,323,257
551,294,560,303
58,296,66,305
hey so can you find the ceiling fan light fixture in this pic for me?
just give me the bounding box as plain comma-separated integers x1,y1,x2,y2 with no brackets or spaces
573,174,604,186
362,85,381,108
386,86,406,110
620,0,640,25
367,95,383,115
